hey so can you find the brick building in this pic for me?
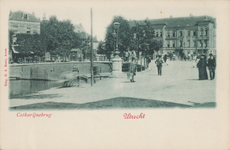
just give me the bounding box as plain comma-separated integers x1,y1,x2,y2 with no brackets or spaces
129,15,216,58
9,10,41,62
9,10,40,35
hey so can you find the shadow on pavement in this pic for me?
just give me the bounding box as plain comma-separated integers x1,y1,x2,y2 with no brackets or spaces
10,97,194,110
186,79,200,81
122,81,132,83
10,94,62,100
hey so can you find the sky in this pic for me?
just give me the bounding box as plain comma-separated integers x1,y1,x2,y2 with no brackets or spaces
6,0,217,41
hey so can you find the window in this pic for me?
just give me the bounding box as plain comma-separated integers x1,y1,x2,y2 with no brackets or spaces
160,32,162,37
187,41,190,47
193,31,196,36
24,14,28,19
205,30,208,36
180,41,182,47
187,31,190,36
179,31,182,36
167,41,170,47
27,28,31,34
172,41,175,47
156,31,158,37
167,32,170,37
173,32,175,37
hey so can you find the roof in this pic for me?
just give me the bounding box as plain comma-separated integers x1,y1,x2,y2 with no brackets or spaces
77,32,89,39
9,11,40,23
130,15,216,28
74,24,86,33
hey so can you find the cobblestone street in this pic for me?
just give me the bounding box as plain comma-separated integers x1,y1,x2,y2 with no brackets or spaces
10,60,216,108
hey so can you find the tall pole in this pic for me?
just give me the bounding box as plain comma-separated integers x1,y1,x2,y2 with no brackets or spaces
91,8,94,86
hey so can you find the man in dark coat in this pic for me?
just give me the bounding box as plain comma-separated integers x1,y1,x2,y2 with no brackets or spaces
155,55,164,76
207,54,216,80
197,54,208,80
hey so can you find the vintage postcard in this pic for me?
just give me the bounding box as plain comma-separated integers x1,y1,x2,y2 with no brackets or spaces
1,0,230,149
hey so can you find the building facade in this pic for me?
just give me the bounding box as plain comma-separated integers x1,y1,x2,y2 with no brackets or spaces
129,15,216,58
9,11,41,63
9,10,40,35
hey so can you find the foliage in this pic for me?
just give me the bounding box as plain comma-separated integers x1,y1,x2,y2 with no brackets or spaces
104,16,163,60
97,41,106,54
14,33,45,56
9,30,14,51
40,16,81,57
105,16,132,60
130,21,163,57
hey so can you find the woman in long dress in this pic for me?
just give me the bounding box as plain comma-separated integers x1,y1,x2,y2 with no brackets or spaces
196,55,208,80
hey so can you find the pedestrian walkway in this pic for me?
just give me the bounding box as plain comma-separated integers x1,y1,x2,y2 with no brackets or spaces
10,60,216,107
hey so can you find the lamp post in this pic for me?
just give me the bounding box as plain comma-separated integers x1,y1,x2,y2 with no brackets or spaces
112,31,116,53
111,22,122,77
113,22,120,56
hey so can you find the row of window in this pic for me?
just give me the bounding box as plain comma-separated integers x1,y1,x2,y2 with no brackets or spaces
11,24,40,28
153,30,212,38
165,40,216,48
11,27,39,34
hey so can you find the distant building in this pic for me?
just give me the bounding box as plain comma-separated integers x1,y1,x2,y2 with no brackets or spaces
8,10,41,63
74,23,98,43
9,10,40,34
129,15,216,57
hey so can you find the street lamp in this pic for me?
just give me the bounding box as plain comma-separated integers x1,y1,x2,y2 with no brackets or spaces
110,21,122,77
113,22,120,56
112,31,116,53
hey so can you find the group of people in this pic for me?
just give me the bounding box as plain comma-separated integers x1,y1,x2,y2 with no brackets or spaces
197,54,216,80
124,48,136,62
126,48,216,82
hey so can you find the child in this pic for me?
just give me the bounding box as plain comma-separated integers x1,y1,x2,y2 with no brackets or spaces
155,55,164,76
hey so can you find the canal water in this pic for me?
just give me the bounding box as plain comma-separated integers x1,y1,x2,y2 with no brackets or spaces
9,79,63,99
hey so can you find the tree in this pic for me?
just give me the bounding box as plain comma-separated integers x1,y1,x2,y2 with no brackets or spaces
14,34,45,57
97,41,105,54
40,16,81,59
130,20,163,58
9,30,14,62
105,16,132,60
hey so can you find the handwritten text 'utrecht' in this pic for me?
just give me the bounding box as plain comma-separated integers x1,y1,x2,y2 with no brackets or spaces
123,113,145,119
17,112,52,118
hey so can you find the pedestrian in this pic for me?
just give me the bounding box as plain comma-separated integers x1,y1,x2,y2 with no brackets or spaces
128,57,137,82
163,54,168,65
155,55,164,76
196,54,208,80
207,54,216,80
131,50,136,58
192,54,197,68
147,57,151,68
128,49,132,62
173,53,176,61
124,49,130,62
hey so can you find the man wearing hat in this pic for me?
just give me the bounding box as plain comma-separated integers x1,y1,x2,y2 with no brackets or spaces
155,55,164,76
197,54,208,80
207,54,216,80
